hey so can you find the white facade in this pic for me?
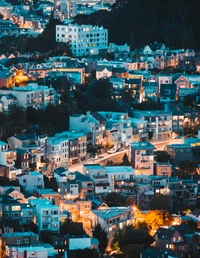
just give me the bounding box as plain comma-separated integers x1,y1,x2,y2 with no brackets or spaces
28,198,60,234
0,83,56,109
0,141,21,179
17,171,44,194
70,112,106,144
56,24,108,56
5,246,48,258
98,112,132,148
47,137,69,168
69,237,92,250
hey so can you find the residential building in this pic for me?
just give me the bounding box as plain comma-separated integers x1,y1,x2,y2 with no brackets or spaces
2,232,39,247
0,195,34,224
160,84,177,103
154,224,194,255
96,65,112,80
130,118,148,142
84,206,132,240
132,110,172,140
105,166,135,195
7,133,47,170
0,68,15,88
0,140,21,179
97,111,132,149
56,24,108,56
74,171,94,199
69,112,106,145
83,164,109,195
28,198,60,234
130,141,155,176
141,82,158,102
0,83,56,109
143,42,167,55
16,171,44,194
169,105,184,137
5,245,50,258
169,177,198,212
0,94,17,114
34,189,60,206
165,144,193,163
157,74,173,92
155,162,172,177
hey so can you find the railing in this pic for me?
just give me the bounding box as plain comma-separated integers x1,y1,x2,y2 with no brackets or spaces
93,174,108,179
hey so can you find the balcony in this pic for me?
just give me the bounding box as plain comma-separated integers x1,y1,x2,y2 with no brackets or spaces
93,174,108,179
95,182,110,187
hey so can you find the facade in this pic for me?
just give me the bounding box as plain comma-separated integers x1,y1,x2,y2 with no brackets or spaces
0,141,21,179
0,83,56,109
56,24,108,56
133,110,172,140
165,144,193,163
130,141,155,176
0,94,18,114
8,134,47,170
16,171,44,194
69,112,106,145
28,198,60,234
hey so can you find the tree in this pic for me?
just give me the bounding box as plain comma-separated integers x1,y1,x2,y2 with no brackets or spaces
126,196,136,207
40,230,52,243
118,226,154,249
9,106,26,127
178,160,197,175
123,244,141,258
149,195,170,211
121,153,131,166
93,223,108,253
104,192,127,207
60,218,85,235
145,210,173,231
155,151,171,162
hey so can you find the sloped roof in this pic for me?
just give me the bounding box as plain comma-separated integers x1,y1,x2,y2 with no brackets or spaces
91,112,106,122
96,65,112,72
169,224,194,236
156,227,176,240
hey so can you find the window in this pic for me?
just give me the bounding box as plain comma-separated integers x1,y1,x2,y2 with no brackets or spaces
12,206,20,211
17,240,20,245
4,206,9,211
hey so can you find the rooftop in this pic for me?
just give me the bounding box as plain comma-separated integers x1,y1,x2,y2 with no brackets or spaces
92,206,131,219
131,141,155,150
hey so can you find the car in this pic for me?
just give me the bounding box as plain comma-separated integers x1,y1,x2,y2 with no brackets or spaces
116,148,124,152
98,155,104,159
107,149,116,154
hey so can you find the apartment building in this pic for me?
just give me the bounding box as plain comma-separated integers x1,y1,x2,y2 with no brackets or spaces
74,171,94,199
130,118,148,142
70,111,106,145
0,94,18,114
47,136,69,168
16,171,44,194
141,82,158,102
83,164,110,195
8,133,47,170
28,198,60,234
0,140,21,179
56,24,108,56
165,144,193,163
0,83,56,109
133,110,172,140
86,206,132,239
105,166,135,195
0,195,34,224
2,232,39,248
97,111,132,149
130,141,155,176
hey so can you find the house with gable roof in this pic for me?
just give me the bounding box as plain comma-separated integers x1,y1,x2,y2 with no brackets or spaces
96,65,113,80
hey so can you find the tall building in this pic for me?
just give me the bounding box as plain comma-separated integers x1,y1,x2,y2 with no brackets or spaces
130,141,155,176
56,24,108,56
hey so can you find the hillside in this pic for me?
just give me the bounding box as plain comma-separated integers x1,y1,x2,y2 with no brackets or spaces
73,0,200,50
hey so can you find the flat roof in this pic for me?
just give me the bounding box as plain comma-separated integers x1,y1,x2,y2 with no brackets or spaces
92,207,130,219
105,166,134,173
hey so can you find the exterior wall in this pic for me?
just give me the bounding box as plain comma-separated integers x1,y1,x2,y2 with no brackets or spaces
156,164,172,177
69,238,91,250
56,24,108,56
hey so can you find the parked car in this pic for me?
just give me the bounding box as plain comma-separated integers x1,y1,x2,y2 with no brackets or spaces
116,148,124,152
107,149,116,154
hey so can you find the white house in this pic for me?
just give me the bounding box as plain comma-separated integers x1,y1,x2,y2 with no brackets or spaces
16,171,44,194
0,83,56,109
56,24,108,56
96,65,112,80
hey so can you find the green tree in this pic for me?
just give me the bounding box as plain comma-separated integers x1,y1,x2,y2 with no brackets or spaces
178,160,197,175
118,226,154,249
104,192,126,207
9,106,26,127
155,151,171,162
149,195,170,211
40,230,52,243
60,218,85,235
93,223,108,253
123,244,141,258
